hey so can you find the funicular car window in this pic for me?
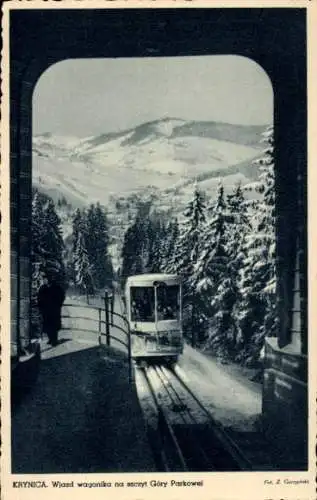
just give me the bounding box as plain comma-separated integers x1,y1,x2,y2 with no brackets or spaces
157,285,180,321
131,287,155,322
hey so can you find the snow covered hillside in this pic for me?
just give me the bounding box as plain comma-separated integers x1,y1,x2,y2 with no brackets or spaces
33,118,265,209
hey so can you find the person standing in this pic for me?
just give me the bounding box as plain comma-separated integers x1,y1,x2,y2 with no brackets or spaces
38,277,66,346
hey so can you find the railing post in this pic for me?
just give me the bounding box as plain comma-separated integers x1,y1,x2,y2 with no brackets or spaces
110,293,114,323
104,291,110,346
128,325,133,384
191,305,196,348
98,308,102,345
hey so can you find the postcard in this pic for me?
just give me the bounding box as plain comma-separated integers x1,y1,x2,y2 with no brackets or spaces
1,1,316,499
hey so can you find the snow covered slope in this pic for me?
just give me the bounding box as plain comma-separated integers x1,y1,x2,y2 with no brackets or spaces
33,118,265,209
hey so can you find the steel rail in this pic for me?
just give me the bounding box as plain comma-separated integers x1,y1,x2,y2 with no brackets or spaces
170,367,253,471
157,366,194,422
154,366,192,425
144,367,188,472
135,368,170,472
155,365,216,470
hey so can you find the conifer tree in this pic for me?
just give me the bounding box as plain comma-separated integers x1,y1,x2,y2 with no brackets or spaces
145,214,162,273
31,191,66,333
73,232,94,293
236,125,277,364
254,125,276,300
225,183,252,352
120,223,143,283
68,208,87,287
192,183,232,346
72,208,84,244
170,185,206,280
226,183,251,268
160,218,179,272
193,183,228,298
42,199,65,283
254,125,277,340
167,185,206,342
31,191,46,272
120,201,154,281
85,203,113,290
31,191,46,336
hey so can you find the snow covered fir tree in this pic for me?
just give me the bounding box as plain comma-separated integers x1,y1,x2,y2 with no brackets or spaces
69,203,114,293
165,184,207,342
31,190,66,336
31,193,114,330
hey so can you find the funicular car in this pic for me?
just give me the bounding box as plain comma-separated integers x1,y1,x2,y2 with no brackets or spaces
125,274,184,364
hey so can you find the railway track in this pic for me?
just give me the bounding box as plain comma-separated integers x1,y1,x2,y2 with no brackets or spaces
136,363,253,472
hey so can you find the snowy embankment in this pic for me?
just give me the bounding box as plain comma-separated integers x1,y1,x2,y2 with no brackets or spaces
177,345,262,432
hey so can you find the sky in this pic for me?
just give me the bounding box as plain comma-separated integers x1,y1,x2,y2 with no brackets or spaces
33,55,273,138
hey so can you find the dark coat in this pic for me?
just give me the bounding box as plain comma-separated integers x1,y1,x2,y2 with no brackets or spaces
38,283,66,332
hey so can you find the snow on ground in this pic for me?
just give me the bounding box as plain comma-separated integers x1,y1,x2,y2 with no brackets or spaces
176,345,262,432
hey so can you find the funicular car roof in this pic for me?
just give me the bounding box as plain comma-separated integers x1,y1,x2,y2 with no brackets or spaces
126,273,181,287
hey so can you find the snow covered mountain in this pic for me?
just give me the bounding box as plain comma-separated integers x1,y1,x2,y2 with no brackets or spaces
33,117,266,210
